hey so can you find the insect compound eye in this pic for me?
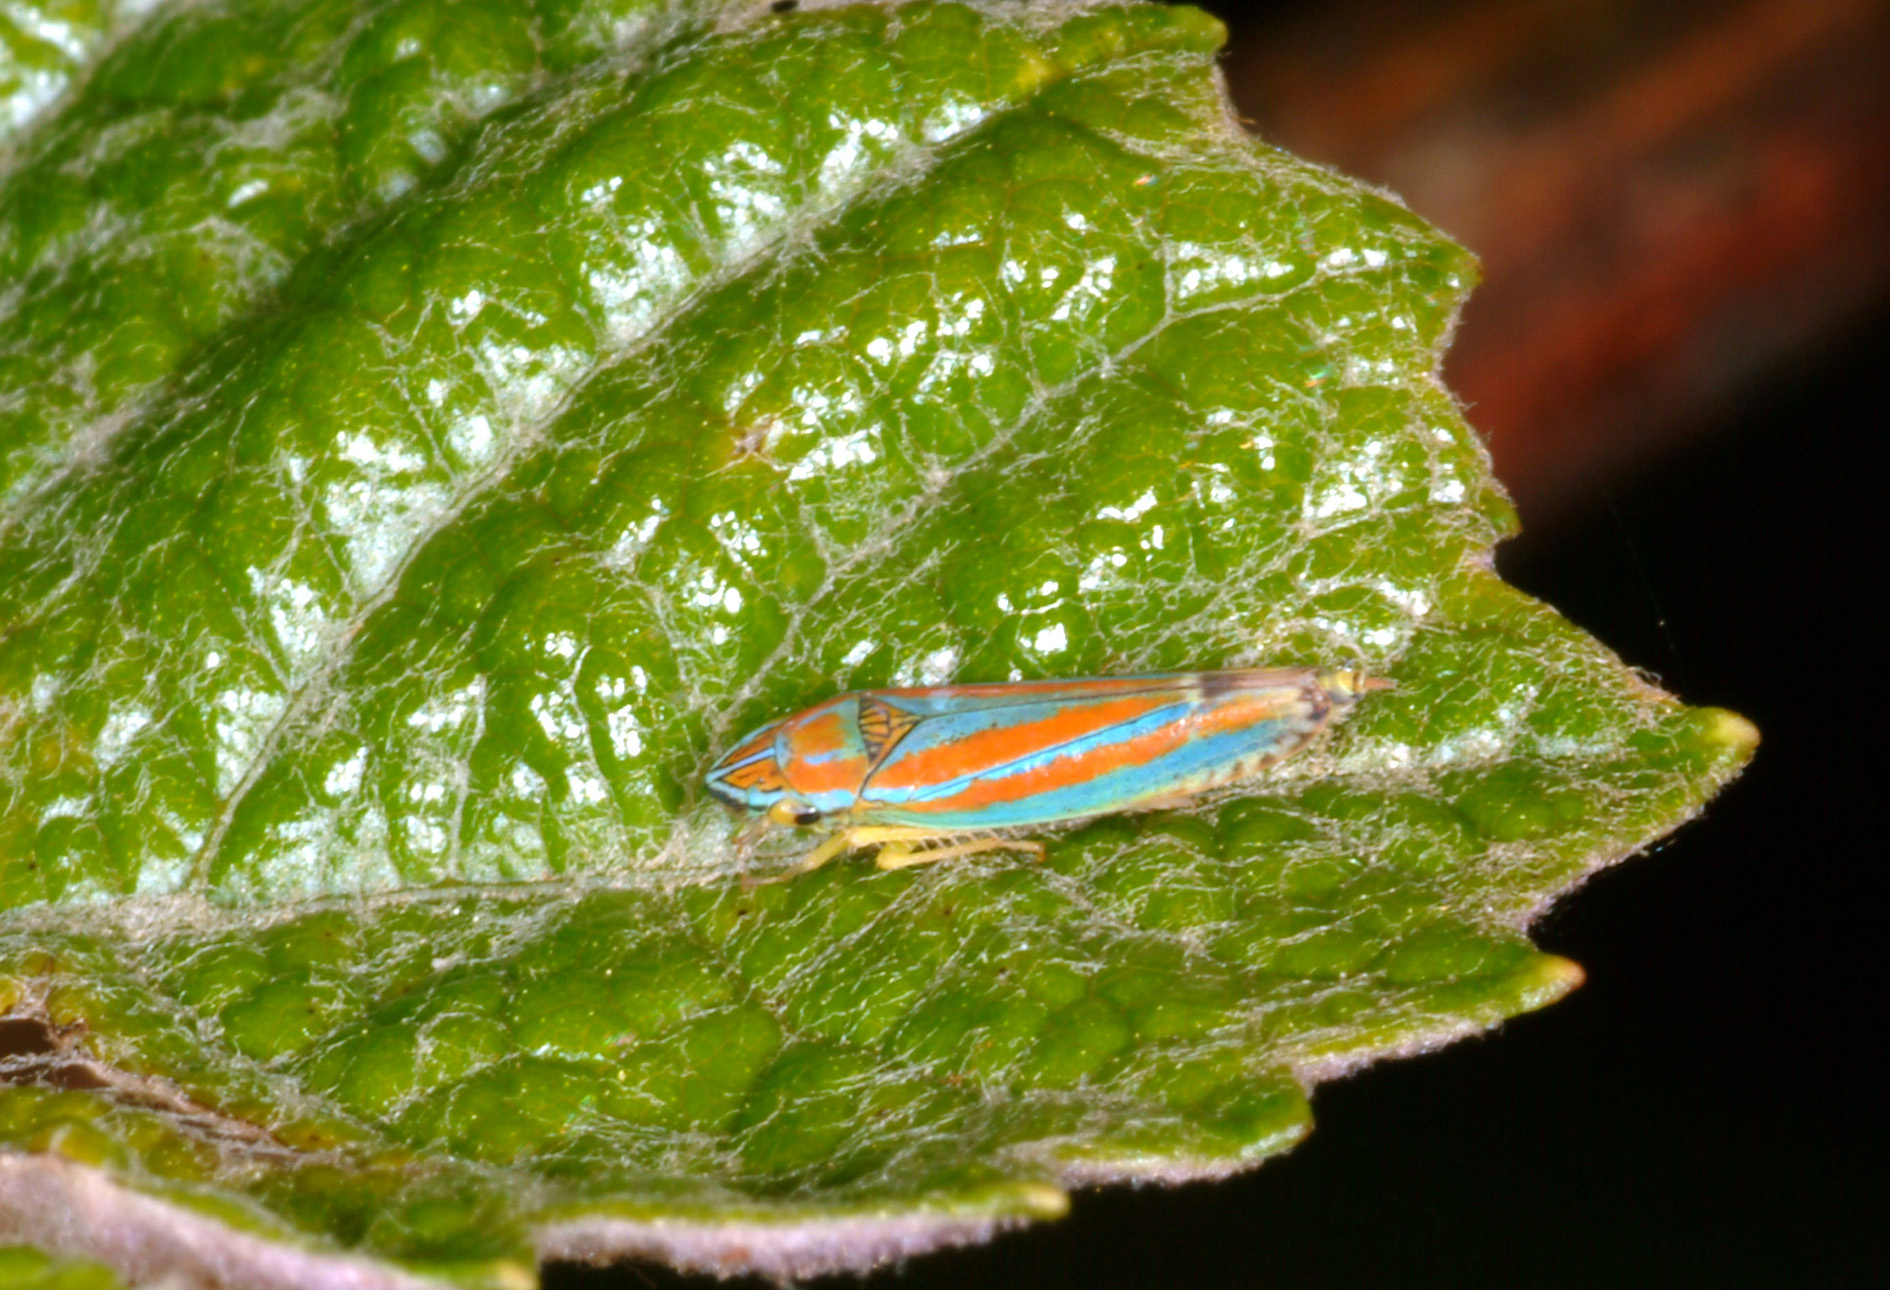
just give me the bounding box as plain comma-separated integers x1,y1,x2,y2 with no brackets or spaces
767,798,822,828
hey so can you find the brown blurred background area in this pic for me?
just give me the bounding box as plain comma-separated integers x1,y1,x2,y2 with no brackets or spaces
1213,0,1890,525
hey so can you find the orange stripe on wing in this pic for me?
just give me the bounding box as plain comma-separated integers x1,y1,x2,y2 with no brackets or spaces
877,683,1321,814
935,719,1196,812
868,693,1191,795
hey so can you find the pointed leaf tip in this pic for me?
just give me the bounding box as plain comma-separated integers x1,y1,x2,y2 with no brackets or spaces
1702,708,1761,755
1523,954,1588,1007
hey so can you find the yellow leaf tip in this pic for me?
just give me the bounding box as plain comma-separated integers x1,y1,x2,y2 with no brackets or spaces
491,1263,537,1290
1517,954,1586,1010
1016,1182,1071,1219
1700,707,1760,756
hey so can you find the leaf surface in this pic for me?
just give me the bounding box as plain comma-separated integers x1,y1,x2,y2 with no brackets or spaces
0,1,1753,1284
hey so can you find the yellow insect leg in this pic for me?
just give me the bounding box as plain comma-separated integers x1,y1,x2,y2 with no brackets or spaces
751,826,1045,882
873,836,1047,871
748,830,857,885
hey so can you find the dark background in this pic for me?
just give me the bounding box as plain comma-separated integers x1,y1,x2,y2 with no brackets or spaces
552,1,1885,1284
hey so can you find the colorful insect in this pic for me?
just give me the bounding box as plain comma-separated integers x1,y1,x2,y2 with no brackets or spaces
706,666,1390,880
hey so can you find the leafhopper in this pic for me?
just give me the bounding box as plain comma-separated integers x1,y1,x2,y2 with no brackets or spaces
706,667,1390,880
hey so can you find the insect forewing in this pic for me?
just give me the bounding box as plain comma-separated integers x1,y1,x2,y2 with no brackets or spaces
855,669,1333,830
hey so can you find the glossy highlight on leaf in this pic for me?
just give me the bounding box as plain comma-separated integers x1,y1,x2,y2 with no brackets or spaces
0,1,1752,1285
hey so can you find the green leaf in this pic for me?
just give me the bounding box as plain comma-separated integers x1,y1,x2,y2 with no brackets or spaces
0,1245,124,1290
1,0,725,513
0,1,1753,1285
2,1,131,150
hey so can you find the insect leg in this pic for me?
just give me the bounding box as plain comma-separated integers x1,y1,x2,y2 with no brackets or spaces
749,830,856,885
874,836,1046,871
